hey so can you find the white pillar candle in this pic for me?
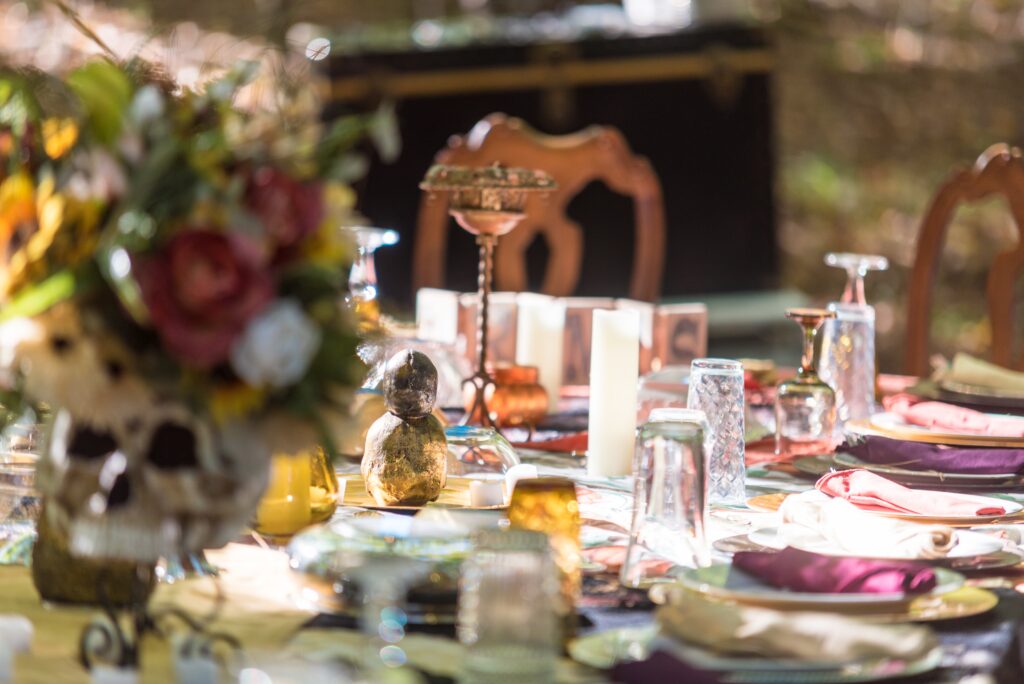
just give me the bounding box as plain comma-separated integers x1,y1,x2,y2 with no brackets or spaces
516,293,566,412
0,615,31,684
504,463,539,500
92,667,139,684
469,480,505,507
587,309,640,477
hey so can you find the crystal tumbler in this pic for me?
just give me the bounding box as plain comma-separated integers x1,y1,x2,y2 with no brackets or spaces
621,408,710,589
507,477,581,642
686,358,745,504
819,303,876,429
458,529,559,684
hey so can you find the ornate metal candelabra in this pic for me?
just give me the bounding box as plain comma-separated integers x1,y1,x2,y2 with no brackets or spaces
420,164,555,428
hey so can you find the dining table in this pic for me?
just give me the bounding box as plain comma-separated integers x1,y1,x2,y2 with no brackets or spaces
5,374,1024,684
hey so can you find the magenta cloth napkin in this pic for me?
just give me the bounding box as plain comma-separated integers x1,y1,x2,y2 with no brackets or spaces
843,434,1024,475
817,469,1007,516
732,547,937,595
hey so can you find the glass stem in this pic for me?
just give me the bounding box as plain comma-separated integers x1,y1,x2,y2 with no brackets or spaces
799,323,818,378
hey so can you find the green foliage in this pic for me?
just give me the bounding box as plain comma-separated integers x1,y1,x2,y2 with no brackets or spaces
66,61,132,144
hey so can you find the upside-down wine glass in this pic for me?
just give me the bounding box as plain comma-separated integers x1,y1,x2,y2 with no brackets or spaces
821,252,886,427
346,226,399,330
824,252,889,307
775,308,837,456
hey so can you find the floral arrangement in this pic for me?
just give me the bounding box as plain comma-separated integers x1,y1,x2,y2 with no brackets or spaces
0,58,388,558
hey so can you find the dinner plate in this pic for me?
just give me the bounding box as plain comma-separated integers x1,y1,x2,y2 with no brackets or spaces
941,379,1024,402
869,412,1024,444
713,535,1023,572
746,526,1003,561
676,564,964,610
567,625,945,682
339,474,506,512
848,416,1024,448
747,490,1024,526
831,452,1024,486
649,583,998,624
908,379,1024,412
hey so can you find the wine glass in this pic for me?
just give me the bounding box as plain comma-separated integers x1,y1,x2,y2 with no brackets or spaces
345,226,399,329
824,253,889,306
775,308,837,456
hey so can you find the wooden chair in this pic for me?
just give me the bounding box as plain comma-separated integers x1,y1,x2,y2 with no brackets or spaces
413,113,666,302
906,143,1024,375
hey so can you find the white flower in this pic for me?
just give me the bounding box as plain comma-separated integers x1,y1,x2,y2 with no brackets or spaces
230,299,321,389
66,148,126,202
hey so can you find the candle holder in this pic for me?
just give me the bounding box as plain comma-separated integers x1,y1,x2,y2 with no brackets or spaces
420,164,556,429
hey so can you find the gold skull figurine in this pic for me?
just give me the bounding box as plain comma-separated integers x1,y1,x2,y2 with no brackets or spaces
361,350,448,506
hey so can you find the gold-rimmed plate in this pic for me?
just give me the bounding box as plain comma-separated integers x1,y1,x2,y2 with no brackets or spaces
848,416,1024,448
941,379,1024,403
675,564,964,611
568,625,947,682
649,583,997,624
832,452,1022,485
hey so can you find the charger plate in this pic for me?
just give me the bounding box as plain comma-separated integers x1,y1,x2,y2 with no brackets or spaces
568,625,945,682
648,583,996,624
746,526,1003,561
338,474,506,512
832,452,1022,485
874,412,1024,443
746,491,1024,526
713,534,1023,572
848,416,1024,448
941,379,1024,403
676,564,963,611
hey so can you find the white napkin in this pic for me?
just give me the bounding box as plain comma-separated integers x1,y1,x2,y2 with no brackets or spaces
778,491,957,559
944,353,1024,393
657,588,938,663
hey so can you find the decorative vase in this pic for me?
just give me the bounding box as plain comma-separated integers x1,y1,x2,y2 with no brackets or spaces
254,448,339,539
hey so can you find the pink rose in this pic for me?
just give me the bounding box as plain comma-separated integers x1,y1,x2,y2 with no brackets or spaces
246,167,324,254
135,229,273,369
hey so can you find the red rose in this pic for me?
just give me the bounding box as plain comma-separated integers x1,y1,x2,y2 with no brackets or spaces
246,167,324,253
135,229,273,369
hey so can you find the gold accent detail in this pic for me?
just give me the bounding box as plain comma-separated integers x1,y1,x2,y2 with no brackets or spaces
339,473,505,510
329,49,775,101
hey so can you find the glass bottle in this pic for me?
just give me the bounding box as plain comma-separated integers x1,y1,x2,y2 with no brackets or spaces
775,308,838,456
345,226,399,330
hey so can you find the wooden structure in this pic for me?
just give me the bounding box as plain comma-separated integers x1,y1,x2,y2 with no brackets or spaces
414,113,666,301
907,143,1024,375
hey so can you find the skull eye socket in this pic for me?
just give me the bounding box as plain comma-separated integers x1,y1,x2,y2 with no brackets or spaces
68,426,119,461
146,422,199,469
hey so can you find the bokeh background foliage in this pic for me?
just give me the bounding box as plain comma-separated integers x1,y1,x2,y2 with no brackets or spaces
3,0,1024,371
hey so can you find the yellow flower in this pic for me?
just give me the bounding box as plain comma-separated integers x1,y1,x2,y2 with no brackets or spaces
0,172,36,242
302,219,353,266
323,182,356,222
41,118,79,159
210,382,267,424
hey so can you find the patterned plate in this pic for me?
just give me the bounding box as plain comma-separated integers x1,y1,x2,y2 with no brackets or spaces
568,625,946,682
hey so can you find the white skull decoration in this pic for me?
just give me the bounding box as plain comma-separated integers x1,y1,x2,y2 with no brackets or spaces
3,307,272,562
